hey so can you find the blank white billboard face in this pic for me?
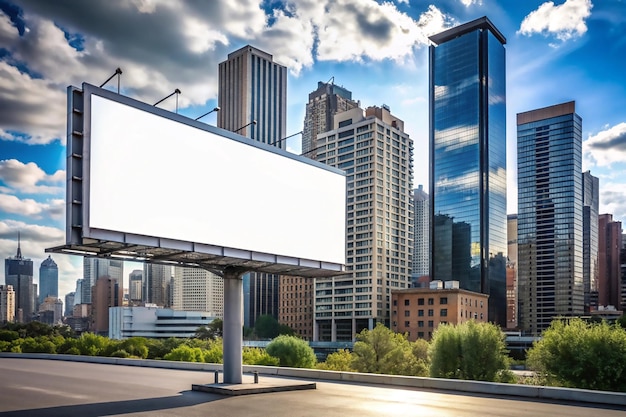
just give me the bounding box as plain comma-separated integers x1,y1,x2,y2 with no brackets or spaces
86,93,346,265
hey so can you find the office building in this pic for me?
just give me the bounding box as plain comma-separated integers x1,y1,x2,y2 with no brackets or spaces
302,81,360,158
0,285,15,323
279,275,314,340
143,264,171,307
391,280,488,341
412,185,430,287
311,105,413,341
582,171,599,312
506,214,518,329
64,292,75,317
4,236,34,322
218,45,287,145
91,276,123,335
38,255,58,307
429,17,507,326
172,267,224,318
129,269,143,303
38,296,63,325
218,45,288,325
83,257,123,304
517,101,584,336
109,306,216,339
598,214,622,309
621,234,626,311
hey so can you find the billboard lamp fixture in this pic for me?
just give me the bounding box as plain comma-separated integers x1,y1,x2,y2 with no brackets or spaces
195,107,220,121
99,68,123,93
153,89,182,113
233,120,256,133
269,130,302,147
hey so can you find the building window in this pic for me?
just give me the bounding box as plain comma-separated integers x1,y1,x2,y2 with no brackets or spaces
404,310,410,317
440,309,448,317
404,321,410,327
418,298,424,306
418,320,424,328
404,299,410,306
428,320,434,328
393,300,397,306
440,297,448,305
428,298,434,305
418,309,424,317
418,331,424,338
428,309,434,317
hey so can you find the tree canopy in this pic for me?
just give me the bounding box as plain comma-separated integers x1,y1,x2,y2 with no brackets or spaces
429,320,512,382
266,335,316,368
526,318,626,391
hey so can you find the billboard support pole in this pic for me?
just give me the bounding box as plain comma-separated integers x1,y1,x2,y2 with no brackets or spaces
222,266,247,384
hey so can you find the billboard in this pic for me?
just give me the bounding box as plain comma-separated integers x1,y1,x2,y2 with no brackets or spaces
56,84,346,276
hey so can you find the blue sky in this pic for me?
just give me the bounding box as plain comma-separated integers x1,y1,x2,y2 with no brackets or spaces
1,0,625,299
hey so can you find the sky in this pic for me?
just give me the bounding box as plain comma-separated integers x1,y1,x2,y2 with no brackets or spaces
1,0,625,301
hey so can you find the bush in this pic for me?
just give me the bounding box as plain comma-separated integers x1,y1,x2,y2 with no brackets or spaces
164,345,204,362
527,318,626,391
242,347,279,366
429,320,510,381
202,340,223,364
64,347,81,355
316,349,355,372
118,338,149,359
266,335,316,368
111,349,130,358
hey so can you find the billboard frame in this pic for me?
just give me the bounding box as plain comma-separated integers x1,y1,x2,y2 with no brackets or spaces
48,83,346,278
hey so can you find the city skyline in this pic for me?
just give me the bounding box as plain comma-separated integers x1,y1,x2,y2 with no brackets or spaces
1,0,625,300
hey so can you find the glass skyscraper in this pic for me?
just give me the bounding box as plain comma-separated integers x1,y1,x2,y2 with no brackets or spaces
429,17,507,327
517,101,584,336
38,255,58,306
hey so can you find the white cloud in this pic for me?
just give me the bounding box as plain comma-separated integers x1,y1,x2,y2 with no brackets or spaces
518,0,593,41
460,0,482,7
0,194,64,219
0,159,64,194
583,122,626,167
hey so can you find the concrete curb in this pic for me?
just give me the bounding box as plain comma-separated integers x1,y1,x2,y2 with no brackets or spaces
2,353,624,406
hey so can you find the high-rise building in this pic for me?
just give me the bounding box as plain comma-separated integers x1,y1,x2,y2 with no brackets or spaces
302,81,360,158
218,45,287,146
143,264,171,307
172,267,224,318
598,214,622,309
429,17,507,327
38,296,63,325
311,105,413,341
218,45,288,326
620,234,626,311
278,275,314,340
64,292,75,317
38,255,58,307
412,185,430,287
4,236,34,322
582,171,600,312
82,257,123,304
0,285,15,323
506,214,518,329
91,276,123,335
517,101,584,336
129,269,143,303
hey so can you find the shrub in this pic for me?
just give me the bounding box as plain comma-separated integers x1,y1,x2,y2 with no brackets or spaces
266,335,316,368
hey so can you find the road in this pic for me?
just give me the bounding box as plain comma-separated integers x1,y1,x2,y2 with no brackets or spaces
0,358,622,417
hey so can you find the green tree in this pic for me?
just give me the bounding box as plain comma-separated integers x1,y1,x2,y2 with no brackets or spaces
74,333,114,356
202,339,223,363
351,323,427,376
266,335,316,368
254,315,280,339
316,349,355,371
195,319,223,340
527,318,626,391
242,347,279,366
429,320,511,382
145,337,183,359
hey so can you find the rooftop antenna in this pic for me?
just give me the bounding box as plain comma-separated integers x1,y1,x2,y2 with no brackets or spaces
99,68,123,93
16,231,22,259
